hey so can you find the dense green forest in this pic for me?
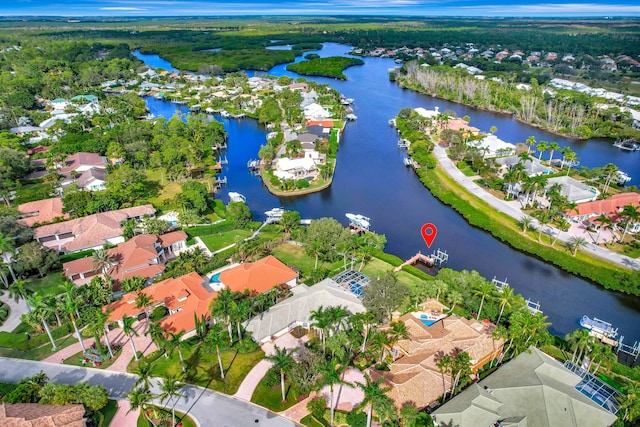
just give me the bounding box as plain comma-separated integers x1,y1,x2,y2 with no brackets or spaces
286,56,364,80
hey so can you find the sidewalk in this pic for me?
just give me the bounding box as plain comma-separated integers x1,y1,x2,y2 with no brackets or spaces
432,145,640,270
111,399,139,427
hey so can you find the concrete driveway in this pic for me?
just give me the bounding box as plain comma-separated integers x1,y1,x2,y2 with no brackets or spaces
0,357,299,427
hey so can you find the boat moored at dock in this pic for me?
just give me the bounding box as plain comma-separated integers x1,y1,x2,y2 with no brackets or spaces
580,315,619,339
228,192,246,203
346,213,370,231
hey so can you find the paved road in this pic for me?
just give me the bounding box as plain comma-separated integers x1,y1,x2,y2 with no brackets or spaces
0,358,299,427
0,292,29,333
433,145,640,270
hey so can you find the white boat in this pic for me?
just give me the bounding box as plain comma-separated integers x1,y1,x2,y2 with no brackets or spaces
346,113,357,121
613,139,640,151
388,118,396,127
580,315,618,339
340,97,355,105
403,157,413,167
614,170,632,185
265,208,284,219
346,213,370,230
228,192,246,203
220,110,231,118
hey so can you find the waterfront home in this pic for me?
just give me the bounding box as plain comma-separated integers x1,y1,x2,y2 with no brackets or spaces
545,176,599,204
218,255,298,295
496,156,550,177
303,103,332,120
468,134,514,158
104,272,214,338
563,192,640,231
370,308,504,410
245,278,365,343
34,204,156,253
63,231,187,285
17,197,68,227
274,156,318,181
432,347,618,427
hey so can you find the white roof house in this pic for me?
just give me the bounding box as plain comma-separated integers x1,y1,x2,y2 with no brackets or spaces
274,157,318,180
545,176,599,204
303,103,331,120
469,134,515,158
245,278,365,343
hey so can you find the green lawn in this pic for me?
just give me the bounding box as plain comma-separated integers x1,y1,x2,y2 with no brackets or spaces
137,407,197,427
199,229,253,252
99,399,118,427
27,272,67,297
0,333,79,360
271,244,342,279
251,379,303,412
131,343,264,395
300,414,327,427
361,257,395,279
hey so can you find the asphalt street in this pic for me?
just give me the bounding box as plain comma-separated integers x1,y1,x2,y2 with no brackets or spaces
0,357,299,427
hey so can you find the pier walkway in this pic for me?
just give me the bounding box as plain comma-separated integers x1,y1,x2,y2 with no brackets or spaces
394,251,435,272
432,145,640,270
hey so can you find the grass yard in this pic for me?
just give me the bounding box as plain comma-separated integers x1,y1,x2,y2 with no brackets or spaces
300,415,327,427
27,272,67,297
131,343,264,395
271,244,342,279
0,333,78,360
251,379,304,412
145,168,182,207
199,229,253,252
98,399,118,427
361,257,395,279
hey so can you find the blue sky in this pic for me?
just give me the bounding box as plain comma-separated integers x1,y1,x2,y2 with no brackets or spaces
1,0,639,17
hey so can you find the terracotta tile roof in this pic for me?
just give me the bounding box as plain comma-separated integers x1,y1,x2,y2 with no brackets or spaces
0,403,86,427
104,272,215,334
58,152,107,174
565,192,640,218
373,314,504,409
75,167,107,188
306,120,334,128
220,255,297,294
63,231,186,282
159,231,188,247
34,205,155,253
17,197,68,227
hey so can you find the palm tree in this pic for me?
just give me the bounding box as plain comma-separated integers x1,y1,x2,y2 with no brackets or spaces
433,279,448,302
547,141,560,163
369,330,391,365
446,291,463,313
0,233,17,283
63,288,85,353
568,236,588,256
121,315,140,361
127,386,154,425
536,141,549,160
518,216,534,234
204,324,226,379
210,288,235,344
472,281,495,320
356,374,393,427
146,321,166,353
618,383,640,423
158,374,184,427
310,306,331,353
450,350,472,397
9,279,32,310
525,136,536,151
435,353,453,400
318,361,350,426
135,292,154,329
565,329,592,364
351,311,377,353
26,294,57,351
387,321,409,352
265,345,296,402
619,203,640,242
589,342,616,374
133,360,154,392
92,248,115,276
593,213,612,244
601,163,619,194
496,286,515,325
167,330,188,373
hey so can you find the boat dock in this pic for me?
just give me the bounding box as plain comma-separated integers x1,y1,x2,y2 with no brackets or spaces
491,277,542,314
613,138,640,151
394,248,449,272
525,299,542,314
398,138,410,148
214,176,227,186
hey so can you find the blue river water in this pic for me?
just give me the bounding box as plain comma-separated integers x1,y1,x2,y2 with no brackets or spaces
137,43,640,349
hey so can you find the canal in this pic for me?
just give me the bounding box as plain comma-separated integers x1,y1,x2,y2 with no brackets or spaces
136,44,640,348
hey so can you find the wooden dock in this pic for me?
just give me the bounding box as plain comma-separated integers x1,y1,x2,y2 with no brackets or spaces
394,251,435,272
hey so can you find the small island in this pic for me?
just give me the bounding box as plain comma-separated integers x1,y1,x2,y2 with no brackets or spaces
286,56,364,80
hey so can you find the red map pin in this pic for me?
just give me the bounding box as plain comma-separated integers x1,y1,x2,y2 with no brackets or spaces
421,223,438,248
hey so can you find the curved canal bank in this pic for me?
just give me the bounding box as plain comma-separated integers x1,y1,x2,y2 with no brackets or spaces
137,43,640,349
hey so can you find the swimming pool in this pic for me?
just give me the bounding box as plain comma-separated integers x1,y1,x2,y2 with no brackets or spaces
349,281,363,296
210,272,221,283
420,314,437,326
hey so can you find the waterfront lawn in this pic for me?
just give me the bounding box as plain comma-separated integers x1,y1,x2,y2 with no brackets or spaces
362,257,432,290
271,244,342,279
251,379,303,412
131,344,264,395
199,229,253,252
286,56,364,80
417,164,634,294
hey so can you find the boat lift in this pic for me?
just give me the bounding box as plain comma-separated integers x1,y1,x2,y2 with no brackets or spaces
526,299,542,314
430,249,449,267
492,277,509,292
616,336,640,360
217,156,228,166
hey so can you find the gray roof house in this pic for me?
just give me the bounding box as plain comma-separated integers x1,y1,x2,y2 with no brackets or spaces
545,176,599,204
245,278,365,343
496,156,550,177
432,347,618,427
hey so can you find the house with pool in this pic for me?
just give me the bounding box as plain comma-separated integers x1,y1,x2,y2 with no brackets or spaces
208,255,298,295
370,301,504,410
